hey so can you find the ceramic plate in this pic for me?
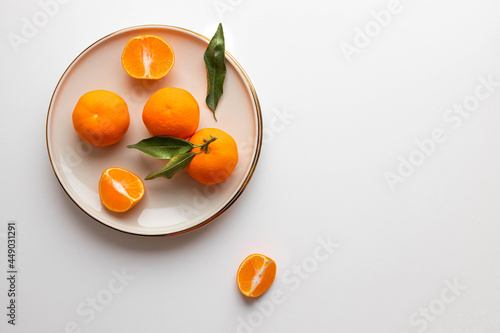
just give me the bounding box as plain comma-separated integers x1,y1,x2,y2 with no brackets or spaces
46,25,262,236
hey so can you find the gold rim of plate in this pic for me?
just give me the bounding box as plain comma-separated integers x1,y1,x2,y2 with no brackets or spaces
45,24,263,237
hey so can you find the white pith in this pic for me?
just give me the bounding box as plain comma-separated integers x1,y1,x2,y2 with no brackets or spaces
111,178,130,198
249,258,271,295
142,44,152,78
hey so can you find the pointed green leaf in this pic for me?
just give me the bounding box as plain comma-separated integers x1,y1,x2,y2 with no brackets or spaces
127,136,194,159
204,23,226,120
145,152,196,180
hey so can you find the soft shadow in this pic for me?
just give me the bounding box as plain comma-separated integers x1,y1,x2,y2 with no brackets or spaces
50,150,264,255
56,185,230,254
239,289,260,305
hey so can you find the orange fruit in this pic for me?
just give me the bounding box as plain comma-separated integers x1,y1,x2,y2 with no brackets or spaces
237,254,277,298
121,35,175,79
98,167,145,213
142,87,200,139
72,90,130,147
186,128,238,185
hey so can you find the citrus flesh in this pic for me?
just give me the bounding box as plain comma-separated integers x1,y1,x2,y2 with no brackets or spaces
98,167,145,213
121,35,175,79
237,254,277,298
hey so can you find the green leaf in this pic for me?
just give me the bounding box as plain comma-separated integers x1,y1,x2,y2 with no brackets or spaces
145,153,196,180
204,23,226,120
127,136,194,159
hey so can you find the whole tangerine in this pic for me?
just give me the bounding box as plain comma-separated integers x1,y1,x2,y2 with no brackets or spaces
142,87,200,139
72,90,130,147
186,128,238,185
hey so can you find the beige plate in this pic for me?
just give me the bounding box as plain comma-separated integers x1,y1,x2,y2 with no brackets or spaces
46,25,262,236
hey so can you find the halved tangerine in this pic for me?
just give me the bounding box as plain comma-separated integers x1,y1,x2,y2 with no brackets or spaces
121,35,175,79
236,254,277,297
98,167,145,213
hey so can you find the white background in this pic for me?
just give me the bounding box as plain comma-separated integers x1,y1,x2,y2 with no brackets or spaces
2,0,500,332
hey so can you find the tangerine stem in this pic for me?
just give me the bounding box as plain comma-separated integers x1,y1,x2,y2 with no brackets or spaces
193,136,218,154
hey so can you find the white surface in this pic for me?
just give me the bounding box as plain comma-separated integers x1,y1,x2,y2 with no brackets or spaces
1,0,500,332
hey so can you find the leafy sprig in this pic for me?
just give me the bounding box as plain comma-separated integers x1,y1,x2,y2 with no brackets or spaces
204,23,226,120
127,136,217,180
